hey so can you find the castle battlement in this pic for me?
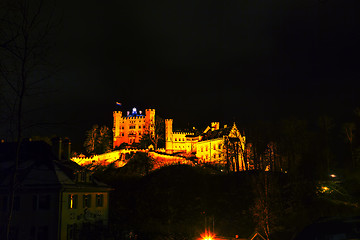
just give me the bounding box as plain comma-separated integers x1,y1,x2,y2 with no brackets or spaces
125,116,145,119
173,131,195,136
72,156,96,161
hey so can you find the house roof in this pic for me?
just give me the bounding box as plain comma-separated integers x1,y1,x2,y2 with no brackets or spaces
0,141,111,191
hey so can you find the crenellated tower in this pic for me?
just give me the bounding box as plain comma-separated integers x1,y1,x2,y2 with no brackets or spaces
145,109,155,137
113,111,123,148
113,107,155,148
165,119,173,153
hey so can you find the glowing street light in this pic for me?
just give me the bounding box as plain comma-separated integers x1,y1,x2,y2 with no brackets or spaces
203,237,213,240
200,231,216,240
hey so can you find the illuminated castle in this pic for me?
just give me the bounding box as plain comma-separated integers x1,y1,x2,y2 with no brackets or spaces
165,119,246,168
113,107,246,169
113,107,155,148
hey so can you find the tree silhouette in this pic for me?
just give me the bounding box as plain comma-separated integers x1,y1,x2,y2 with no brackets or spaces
317,115,335,175
343,122,356,168
250,172,283,240
0,0,59,238
139,116,164,150
84,125,112,155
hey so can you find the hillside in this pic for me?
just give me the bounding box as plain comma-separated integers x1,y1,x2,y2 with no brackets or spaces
92,154,360,240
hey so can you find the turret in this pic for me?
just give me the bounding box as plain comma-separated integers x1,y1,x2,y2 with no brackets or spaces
165,119,173,153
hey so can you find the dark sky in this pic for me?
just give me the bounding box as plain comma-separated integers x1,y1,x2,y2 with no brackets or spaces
6,0,360,151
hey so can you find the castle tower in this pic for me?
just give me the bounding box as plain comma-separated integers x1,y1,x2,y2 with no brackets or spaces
165,119,173,153
145,109,155,137
113,111,123,148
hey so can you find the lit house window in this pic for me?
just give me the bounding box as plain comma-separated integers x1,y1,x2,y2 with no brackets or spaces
96,194,104,207
68,194,78,209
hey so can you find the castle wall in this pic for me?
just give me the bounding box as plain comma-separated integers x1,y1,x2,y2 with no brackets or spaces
195,138,225,163
71,149,148,167
171,132,197,153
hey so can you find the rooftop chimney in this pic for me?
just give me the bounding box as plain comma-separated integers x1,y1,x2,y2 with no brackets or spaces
63,138,71,161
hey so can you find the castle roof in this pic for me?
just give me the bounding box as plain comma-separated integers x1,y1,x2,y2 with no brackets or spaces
125,107,145,118
201,126,232,141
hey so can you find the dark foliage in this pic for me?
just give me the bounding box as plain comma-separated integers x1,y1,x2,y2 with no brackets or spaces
91,159,360,240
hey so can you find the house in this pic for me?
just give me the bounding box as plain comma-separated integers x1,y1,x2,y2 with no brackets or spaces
0,140,113,240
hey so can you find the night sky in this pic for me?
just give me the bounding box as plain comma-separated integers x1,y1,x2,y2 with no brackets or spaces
3,0,360,151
